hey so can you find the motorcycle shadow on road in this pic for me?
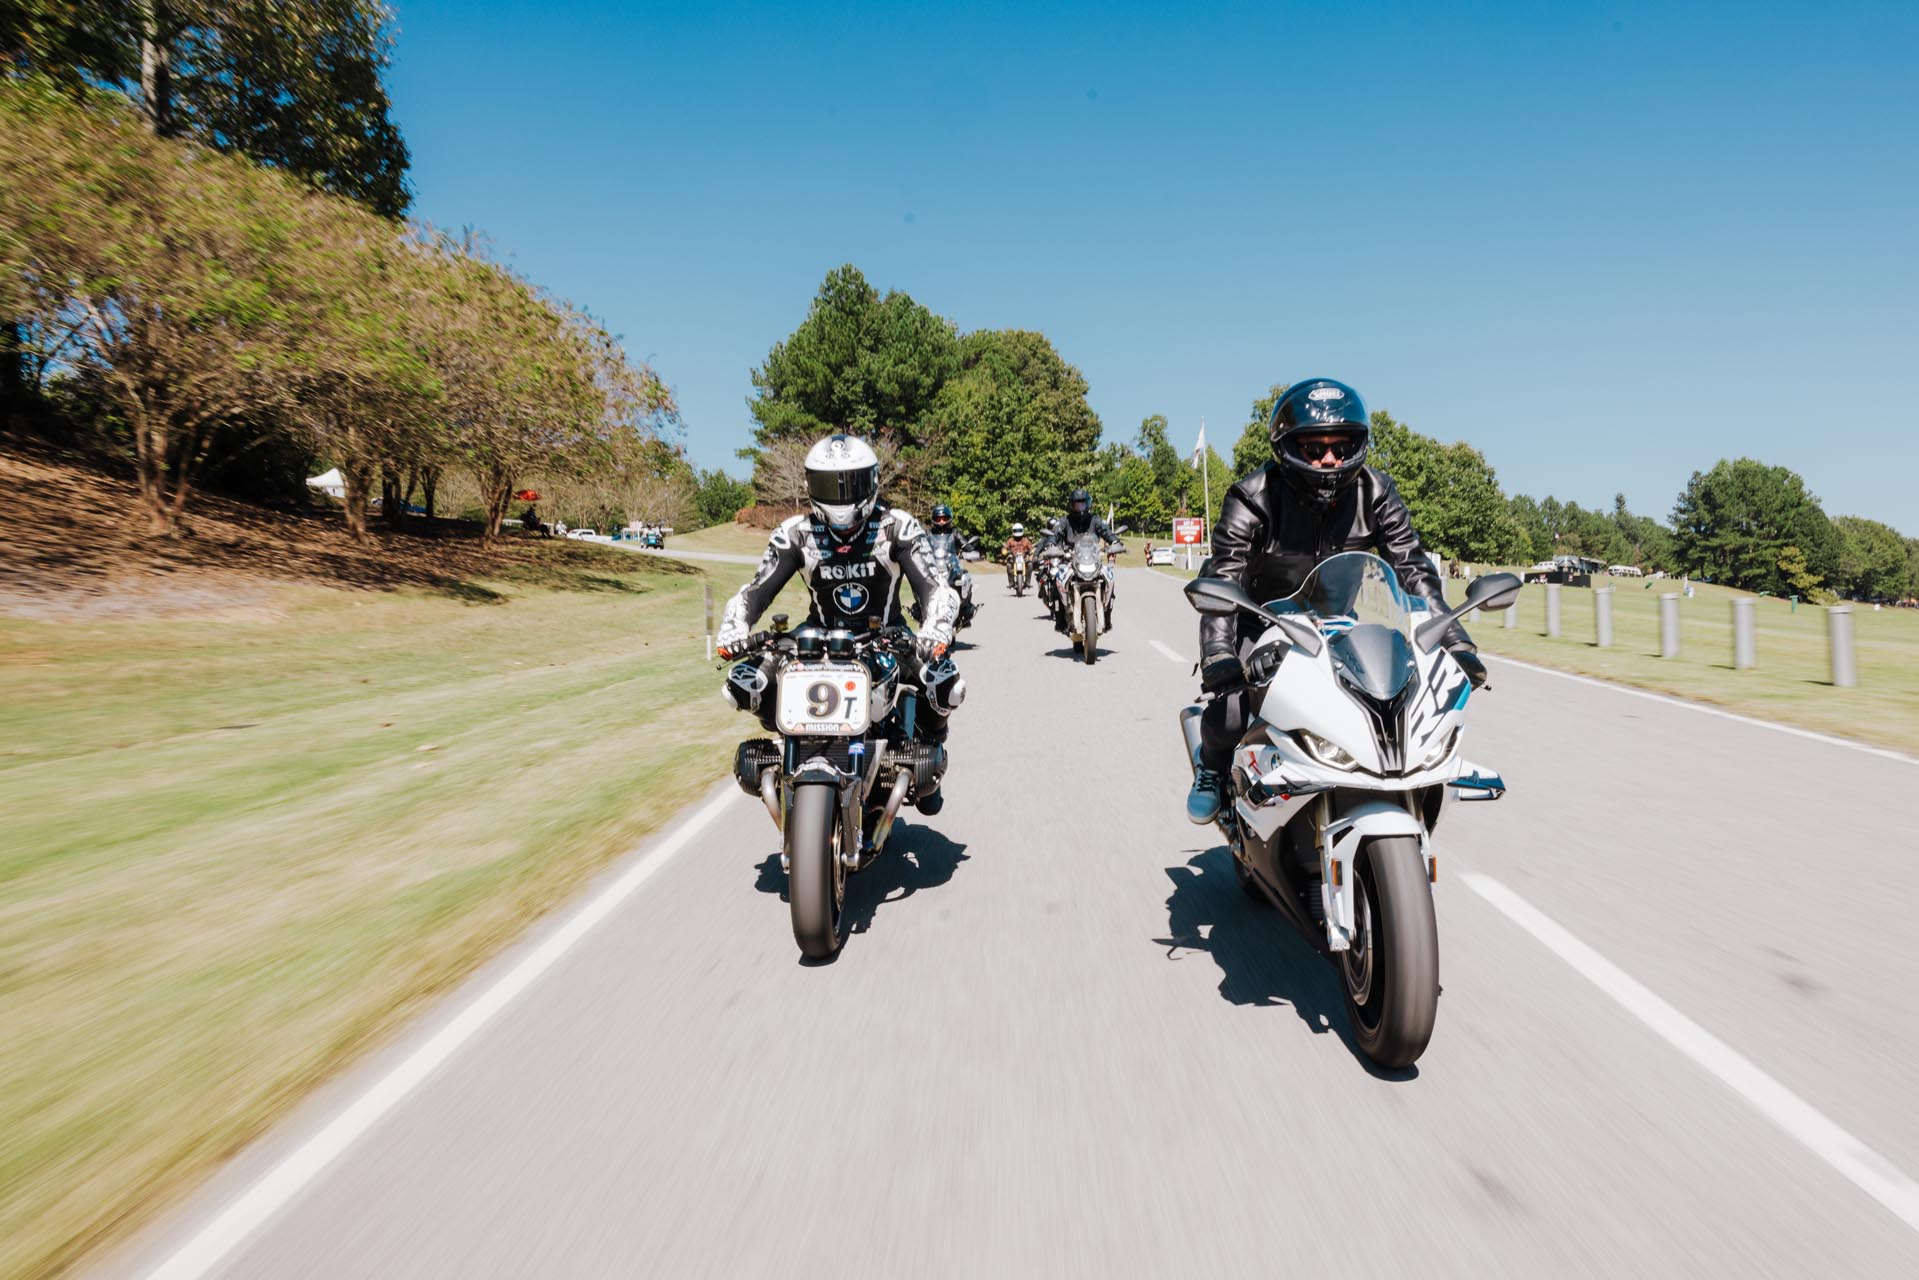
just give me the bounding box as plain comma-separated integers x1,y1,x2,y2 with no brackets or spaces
1155,846,1418,1080
753,824,971,956
1041,644,1116,662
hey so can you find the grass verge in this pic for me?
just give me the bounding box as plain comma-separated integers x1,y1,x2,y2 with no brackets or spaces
0,543,796,1279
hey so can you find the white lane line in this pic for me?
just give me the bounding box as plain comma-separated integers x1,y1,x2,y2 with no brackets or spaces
143,789,737,1280
1460,871,1919,1235
1483,654,1917,766
1150,640,1189,668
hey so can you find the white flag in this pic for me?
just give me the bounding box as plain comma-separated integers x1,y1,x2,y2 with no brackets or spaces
1189,419,1207,468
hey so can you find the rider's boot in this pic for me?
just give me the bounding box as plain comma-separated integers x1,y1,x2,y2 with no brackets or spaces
1186,765,1224,825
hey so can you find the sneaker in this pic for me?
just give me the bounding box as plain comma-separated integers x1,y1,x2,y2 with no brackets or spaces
1185,767,1224,825
915,789,945,816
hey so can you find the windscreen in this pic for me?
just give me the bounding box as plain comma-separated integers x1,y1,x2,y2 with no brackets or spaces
1271,551,1416,700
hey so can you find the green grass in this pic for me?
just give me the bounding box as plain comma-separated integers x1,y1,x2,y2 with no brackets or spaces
1466,577,1919,754
663,521,777,557
0,546,805,1279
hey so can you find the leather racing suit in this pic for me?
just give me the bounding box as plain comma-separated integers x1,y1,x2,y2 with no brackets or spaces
718,504,963,740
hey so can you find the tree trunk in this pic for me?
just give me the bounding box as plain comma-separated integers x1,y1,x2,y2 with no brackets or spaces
421,467,438,519
479,465,511,547
381,467,403,529
341,464,372,541
137,2,173,135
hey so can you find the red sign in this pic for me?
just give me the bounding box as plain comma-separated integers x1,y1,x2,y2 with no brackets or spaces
1173,517,1204,545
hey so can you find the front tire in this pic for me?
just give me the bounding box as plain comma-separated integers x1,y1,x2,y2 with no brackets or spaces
1340,836,1438,1068
1080,594,1098,665
786,785,844,960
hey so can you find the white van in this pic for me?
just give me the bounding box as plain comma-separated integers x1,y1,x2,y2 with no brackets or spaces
1608,564,1644,577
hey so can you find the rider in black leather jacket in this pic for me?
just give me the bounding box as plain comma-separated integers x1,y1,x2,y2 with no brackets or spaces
1186,379,1486,823
1040,489,1123,631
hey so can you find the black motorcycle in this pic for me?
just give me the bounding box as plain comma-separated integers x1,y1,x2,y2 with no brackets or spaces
726,619,947,959
1059,532,1121,664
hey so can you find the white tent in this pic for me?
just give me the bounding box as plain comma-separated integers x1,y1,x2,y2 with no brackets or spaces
306,468,346,500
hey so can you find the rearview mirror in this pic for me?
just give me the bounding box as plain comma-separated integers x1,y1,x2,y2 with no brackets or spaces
1466,572,1521,612
1184,576,1255,617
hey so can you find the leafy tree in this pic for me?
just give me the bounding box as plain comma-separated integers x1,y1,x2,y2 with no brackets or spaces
925,328,1100,539
1670,458,1839,594
693,467,753,528
1367,410,1526,562
1232,383,1284,478
747,264,958,455
1831,515,1914,600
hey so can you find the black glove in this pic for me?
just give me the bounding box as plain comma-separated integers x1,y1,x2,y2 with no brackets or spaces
1200,655,1243,692
1451,645,1489,691
1244,646,1282,685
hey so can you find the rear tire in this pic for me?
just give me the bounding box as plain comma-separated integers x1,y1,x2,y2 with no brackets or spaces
787,785,843,960
1340,836,1438,1068
1080,595,1098,665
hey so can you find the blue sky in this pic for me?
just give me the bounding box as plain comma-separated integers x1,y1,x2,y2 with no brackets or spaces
386,1,1917,531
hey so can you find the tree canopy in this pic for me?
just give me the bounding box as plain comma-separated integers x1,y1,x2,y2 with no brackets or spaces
1670,458,1841,595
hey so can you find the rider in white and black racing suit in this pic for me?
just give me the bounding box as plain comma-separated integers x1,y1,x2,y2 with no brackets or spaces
717,434,966,812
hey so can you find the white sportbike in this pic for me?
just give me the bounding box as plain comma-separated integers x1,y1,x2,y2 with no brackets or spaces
1179,553,1520,1067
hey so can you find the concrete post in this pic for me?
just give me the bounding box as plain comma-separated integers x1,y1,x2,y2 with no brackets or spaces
1595,586,1613,648
1545,583,1561,638
1732,598,1756,669
703,582,715,660
1828,606,1857,687
1659,592,1681,658
1503,594,1518,628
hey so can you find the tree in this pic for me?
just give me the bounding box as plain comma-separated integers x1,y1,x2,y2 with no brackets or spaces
747,264,957,454
1367,410,1526,562
1831,515,1914,600
925,328,1100,539
1232,383,1284,478
693,467,753,528
1670,458,1839,594
0,83,336,531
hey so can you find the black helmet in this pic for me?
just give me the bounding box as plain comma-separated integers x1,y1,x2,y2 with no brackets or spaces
1067,489,1091,517
1270,379,1370,509
929,503,954,532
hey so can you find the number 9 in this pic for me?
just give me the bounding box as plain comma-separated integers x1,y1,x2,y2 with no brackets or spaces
806,681,840,719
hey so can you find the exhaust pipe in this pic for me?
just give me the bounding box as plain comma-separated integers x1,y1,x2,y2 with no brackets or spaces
757,770,781,829
1178,703,1205,776
870,771,913,853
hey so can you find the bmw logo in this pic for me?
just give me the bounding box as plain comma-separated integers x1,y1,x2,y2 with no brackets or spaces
833,582,870,614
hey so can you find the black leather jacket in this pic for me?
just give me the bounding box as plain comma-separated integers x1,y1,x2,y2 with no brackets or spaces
1198,463,1466,663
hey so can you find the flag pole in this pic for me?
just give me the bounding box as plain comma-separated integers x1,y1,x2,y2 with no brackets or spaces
1199,417,1210,561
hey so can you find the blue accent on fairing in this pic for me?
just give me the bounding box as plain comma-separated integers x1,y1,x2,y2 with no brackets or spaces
1451,681,1471,711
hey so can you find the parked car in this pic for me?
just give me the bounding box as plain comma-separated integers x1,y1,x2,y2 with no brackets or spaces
564,527,600,541
1147,546,1176,566
1608,564,1644,577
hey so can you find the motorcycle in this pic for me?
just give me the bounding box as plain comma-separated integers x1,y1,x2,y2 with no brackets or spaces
1035,545,1067,616
916,530,979,630
1008,550,1030,596
1060,532,1120,665
726,617,948,959
1178,553,1520,1067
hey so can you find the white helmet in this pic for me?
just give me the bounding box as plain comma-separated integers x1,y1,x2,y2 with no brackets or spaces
1010,523,1025,536
803,433,880,537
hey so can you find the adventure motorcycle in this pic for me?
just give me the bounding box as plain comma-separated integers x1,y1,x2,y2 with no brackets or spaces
1178,553,1519,1067
726,617,949,960
1035,544,1067,615
1008,550,1030,596
1059,532,1121,665
916,530,980,630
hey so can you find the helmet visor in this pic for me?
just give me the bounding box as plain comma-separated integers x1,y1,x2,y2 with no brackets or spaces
1283,430,1366,466
807,465,876,506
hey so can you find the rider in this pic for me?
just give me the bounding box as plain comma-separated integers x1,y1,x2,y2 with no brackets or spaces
1185,379,1487,823
924,503,980,624
1039,489,1124,631
716,434,965,811
1000,522,1035,588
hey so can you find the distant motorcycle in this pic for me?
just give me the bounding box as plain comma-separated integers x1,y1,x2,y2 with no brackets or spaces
1178,553,1519,1067
1008,551,1030,596
917,529,980,630
725,618,950,960
1059,532,1121,664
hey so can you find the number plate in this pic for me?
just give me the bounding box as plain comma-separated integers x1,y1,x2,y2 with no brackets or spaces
777,662,871,736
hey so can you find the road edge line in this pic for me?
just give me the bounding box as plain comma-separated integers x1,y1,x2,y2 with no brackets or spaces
140,786,738,1280
1459,871,1919,1235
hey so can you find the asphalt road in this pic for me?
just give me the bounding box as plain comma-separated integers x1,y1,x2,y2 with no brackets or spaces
107,567,1919,1279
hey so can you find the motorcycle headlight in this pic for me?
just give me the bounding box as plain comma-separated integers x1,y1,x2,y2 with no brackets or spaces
1294,729,1356,770
1414,728,1458,772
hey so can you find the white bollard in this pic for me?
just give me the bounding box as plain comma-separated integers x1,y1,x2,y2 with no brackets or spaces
1828,606,1857,687
1545,583,1561,638
1595,586,1613,648
1732,598,1755,669
1660,592,1681,658
1503,593,1518,628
